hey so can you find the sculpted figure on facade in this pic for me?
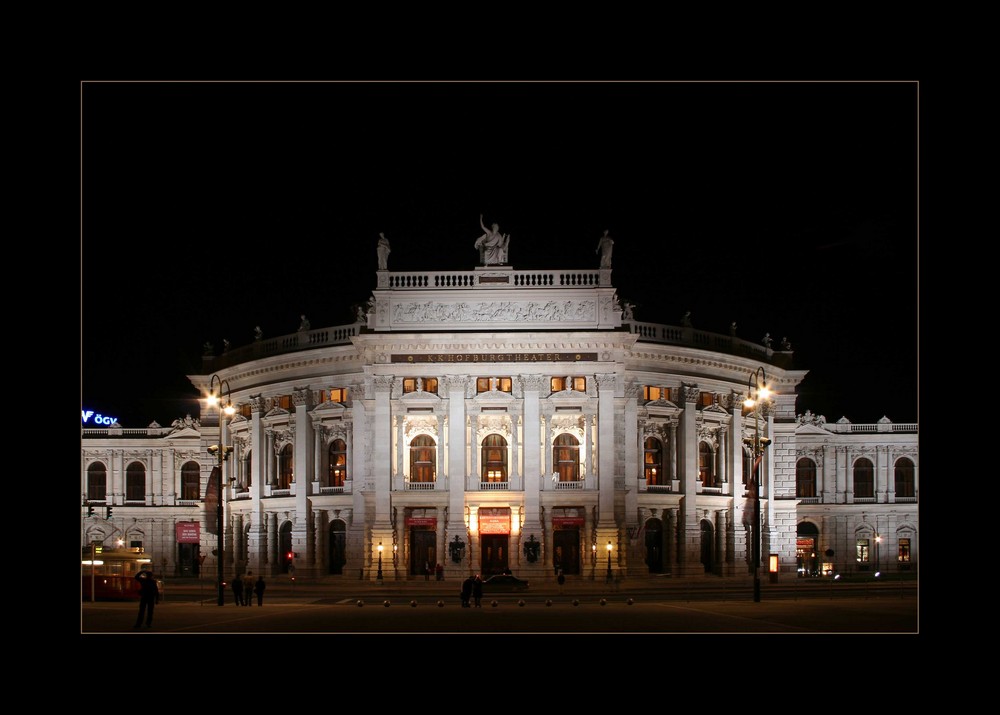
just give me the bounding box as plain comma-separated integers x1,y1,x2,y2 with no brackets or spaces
596,229,614,268
475,214,510,266
377,232,391,271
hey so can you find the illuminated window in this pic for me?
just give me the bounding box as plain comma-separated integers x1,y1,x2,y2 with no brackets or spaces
853,458,874,499
239,403,252,418
87,462,107,501
328,439,347,487
329,387,349,403
551,376,585,393
699,392,714,407
897,538,911,563
796,458,817,498
856,539,871,564
278,395,294,411
278,445,294,488
698,442,716,487
553,433,580,481
894,457,915,498
409,435,436,482
481,434,508,481
643,386,669,401
644,437,663,485
403,378,437,394
477,377,512,393
181,461,200,500
126,461,146,502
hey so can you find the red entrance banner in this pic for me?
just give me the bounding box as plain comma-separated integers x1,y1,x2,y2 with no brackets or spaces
552,517,584,528
406,517,437,527
176,521,200,543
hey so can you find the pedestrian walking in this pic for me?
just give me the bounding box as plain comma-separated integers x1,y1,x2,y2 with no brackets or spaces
243,572,254,606
133,568,158,629
557,568,565,594
435,563,444,581
231,574,244,605
254,575,266,606
461,575,473,608
424,561,431,581
472,574,483,608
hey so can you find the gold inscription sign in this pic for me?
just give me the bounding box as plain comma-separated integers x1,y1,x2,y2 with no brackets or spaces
391,352,597,363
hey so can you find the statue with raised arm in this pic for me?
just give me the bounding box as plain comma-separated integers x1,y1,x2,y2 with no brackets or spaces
596,229,614,268
475,214,509,266
377,232,391,271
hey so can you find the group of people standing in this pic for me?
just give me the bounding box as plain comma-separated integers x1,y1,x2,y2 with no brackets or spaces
460,574,483,608
231,572,266,606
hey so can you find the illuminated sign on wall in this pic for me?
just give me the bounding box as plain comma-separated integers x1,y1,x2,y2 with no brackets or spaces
82,410,119,426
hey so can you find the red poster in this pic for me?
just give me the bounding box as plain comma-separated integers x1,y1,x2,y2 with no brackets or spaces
176,521,200,543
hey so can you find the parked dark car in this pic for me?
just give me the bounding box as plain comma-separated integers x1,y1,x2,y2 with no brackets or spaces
481,574,529,592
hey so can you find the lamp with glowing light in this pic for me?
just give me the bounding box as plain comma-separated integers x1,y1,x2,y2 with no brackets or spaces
207,374,235,607
743,367,773,603
376,541,384,584
606,541,613,583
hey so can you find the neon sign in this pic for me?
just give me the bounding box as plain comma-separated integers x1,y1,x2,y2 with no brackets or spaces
82,410,119,426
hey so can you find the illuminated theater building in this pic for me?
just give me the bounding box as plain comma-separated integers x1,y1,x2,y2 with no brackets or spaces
81,240,919,584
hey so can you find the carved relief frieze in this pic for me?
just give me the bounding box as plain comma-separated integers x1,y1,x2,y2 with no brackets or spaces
404,416,439,440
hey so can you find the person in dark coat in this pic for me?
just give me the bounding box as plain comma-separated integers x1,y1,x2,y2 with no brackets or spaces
254,576,266,606
461,575,473,608
231,574,244,605
133,569,158,629
472,574,483,608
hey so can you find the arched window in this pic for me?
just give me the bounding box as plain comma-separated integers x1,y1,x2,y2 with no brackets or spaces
481,434,508,482
87,462,107,502
743,446,753,486
853,457,874,499
181,461,201,500
796,458,817,498
410,435,436,483
894,457,915,498
699,442,716,487
126,461,146,502
329,439,347,487
553,433,580,482
278,445,294,489
644,437,663,485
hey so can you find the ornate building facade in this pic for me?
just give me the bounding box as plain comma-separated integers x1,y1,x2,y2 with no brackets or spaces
81,246,918,584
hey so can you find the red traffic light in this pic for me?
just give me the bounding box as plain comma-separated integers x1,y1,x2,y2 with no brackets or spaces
286,551,294,561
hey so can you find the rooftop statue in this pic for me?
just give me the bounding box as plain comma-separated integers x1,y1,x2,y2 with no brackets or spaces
596,229,614,268
475,214,510,266
377,232,391,271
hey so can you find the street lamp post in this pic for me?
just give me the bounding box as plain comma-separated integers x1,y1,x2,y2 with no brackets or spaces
874,532,881,577
207,375,235,607
606,541,613,583
591,543,597,580
744,367,773,603
376,542,384,584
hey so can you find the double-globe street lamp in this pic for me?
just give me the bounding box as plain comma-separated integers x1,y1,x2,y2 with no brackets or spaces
743,367,773,603
207,375,235,607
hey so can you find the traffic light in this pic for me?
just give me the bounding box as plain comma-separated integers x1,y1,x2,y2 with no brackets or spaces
86,504,94,517
106,506,113,519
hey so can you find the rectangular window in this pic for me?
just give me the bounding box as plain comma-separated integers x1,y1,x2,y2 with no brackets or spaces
572,376,586,392
644,386,666,401
424,378,438,394
897,538,910,563
278,395,293,411
477,377,491,393
856,539,871,566
403,378,417,394
329,387,349,403
551,377,565,392
699,392,714,407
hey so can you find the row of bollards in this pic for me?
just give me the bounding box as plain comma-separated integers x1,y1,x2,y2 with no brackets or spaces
355,597,637,608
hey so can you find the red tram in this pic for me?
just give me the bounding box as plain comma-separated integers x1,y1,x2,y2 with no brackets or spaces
82,545,158,601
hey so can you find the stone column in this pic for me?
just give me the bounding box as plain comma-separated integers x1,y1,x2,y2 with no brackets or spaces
584,412,593,480
677,383,702,575
444,375,469,580
249,395,267,571
292,387,314,575
519,375,545,583
371,375,395,563
395,414,404,483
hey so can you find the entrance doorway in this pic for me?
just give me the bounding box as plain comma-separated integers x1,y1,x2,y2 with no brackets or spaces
700,520,715,573
328,520,346,575
480,535,509,575
553,529,581,575
410,529,436,576
177,542,200,577
645,519,664,573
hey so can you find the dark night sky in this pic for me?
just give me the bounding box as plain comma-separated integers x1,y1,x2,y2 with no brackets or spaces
81,81,918,429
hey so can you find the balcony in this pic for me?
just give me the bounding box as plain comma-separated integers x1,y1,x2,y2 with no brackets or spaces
479,481,510,491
